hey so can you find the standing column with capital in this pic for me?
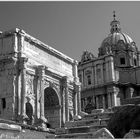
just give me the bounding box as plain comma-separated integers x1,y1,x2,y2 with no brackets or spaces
19,57,29,124
109,58,115,81
62,76,69,122
73,60,79,83
37,66,48,129
75,83,81,115
73,60,82,115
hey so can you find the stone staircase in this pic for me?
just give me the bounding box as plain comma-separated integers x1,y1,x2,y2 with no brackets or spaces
55,111,114,138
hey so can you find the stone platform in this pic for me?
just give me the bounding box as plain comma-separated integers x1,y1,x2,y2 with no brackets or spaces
55,111,114,138
0,118,55,139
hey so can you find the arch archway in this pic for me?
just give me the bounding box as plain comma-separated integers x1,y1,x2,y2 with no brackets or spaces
44,87,61,128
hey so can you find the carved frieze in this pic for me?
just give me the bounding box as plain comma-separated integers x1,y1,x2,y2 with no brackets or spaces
26,74,35,101
68,89,73,108
44,80,50,89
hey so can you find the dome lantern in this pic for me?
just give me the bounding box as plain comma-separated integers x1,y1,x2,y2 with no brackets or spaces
110,11,121,33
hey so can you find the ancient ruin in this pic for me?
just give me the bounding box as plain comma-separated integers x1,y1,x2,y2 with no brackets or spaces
0,28,82,130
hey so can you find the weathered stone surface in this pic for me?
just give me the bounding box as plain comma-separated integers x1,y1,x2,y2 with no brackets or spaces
0,121,55,139
55,132,94,138
0,123,21,131
65,118,109,128
73,115,82,121
0,28,82,131
124,129,140,138
83,112,113,120
107,104,140,138
91,109,104,114
91,128,114,139
55,128,114,139
55,127,67,135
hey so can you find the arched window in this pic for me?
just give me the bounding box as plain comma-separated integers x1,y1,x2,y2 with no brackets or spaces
87,75,91,85
2,98,6,109
134,58,137,66
120,57,125,65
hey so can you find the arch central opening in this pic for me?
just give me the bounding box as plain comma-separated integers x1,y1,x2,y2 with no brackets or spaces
44,87,60,128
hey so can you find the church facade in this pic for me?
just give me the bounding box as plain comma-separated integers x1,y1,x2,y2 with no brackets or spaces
78,13,140,113
0,28,81,129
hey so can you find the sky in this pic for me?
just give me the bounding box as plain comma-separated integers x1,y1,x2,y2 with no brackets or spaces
0,1,140,61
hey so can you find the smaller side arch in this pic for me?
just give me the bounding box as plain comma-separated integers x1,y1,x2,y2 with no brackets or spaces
26,100,33,125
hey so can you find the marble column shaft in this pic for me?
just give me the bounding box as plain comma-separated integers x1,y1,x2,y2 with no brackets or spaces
105,62,109,82
110,58,115,81
76,84,81,114
101,64,104,84
102,95,106,109
94,65,97,85
112,92,117,106
74,91,78,116
108,93,111,108
38,66,45,120
20,57,28,117
63,77,69,122
96,96,99,109
34,74,40,119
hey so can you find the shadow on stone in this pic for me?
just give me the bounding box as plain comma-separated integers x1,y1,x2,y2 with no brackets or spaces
107,104,140,138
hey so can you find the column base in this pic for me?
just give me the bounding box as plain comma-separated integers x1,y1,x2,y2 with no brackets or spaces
17,114,29,124
73,115,82,121
34,117,49,131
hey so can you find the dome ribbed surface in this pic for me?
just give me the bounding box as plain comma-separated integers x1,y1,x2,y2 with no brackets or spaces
101,32,133,47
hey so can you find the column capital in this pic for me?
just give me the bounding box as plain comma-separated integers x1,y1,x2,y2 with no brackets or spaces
38,65,46,71
73,60,78,65
61,76,69,87
19,57,28,70
38,65,47,78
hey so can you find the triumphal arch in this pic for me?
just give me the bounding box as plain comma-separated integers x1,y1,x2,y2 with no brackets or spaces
0,28,81,130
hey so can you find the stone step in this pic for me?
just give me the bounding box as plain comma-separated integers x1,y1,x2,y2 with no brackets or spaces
83,112,113,120
55,132,93,138
56,124,107,135
65,118,110,128
55,128,114,139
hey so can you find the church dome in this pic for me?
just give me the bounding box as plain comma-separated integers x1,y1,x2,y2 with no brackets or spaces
101,32,133,46
99,12,138,56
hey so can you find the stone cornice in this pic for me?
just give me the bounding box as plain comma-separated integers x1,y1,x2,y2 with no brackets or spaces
78,54,114,67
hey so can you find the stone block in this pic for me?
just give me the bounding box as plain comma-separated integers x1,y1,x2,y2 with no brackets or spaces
55,128,67,135
124,129,140,138
91,109,104,114
100,118,110,125
73,115,82,121
67,126,90,134
89,124,107,132
91,128,114,139
65,119,100,128
55,132,93,138
0,123,21,131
